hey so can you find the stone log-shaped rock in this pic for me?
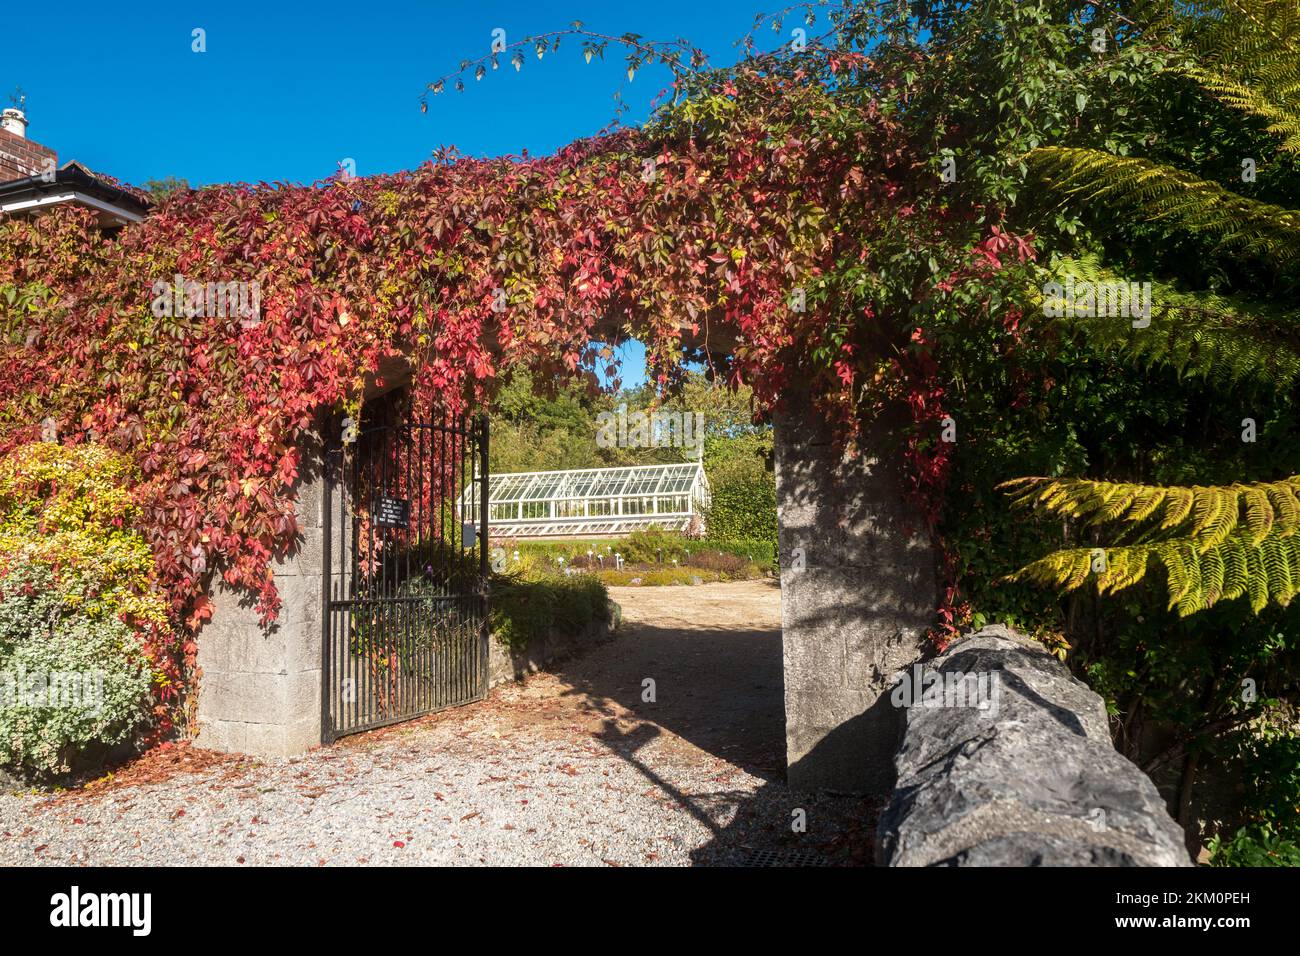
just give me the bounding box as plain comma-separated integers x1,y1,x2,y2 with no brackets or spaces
876,625,1191,867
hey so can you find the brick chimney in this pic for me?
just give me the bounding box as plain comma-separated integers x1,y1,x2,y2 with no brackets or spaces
0,107,57,184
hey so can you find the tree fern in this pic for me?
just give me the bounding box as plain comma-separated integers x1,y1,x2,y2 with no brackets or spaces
1179,0,1300,154
1032,255,1300,388
1026,1,1300,263
1008,2,1300,618
1003,476,1300,615
1027,148,1300,267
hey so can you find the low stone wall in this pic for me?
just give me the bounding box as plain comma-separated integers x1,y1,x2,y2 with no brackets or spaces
876,625,1191,866
487,600,621,688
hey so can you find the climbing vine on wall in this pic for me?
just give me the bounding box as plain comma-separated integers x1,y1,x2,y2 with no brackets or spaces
0,25,1032,683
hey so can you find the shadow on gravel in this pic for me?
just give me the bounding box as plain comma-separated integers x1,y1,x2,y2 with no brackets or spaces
580,714,875,865
545,592,877,865
549,617,786,782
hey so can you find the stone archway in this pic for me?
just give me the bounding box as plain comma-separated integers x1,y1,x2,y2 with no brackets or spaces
196,356,939,797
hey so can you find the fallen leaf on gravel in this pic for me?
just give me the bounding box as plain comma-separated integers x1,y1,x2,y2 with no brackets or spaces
40,742,242,805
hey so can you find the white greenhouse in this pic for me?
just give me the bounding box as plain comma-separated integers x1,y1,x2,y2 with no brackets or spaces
461,461,711,538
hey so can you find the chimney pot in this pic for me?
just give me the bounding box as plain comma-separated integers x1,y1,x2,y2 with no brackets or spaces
1,108,28,138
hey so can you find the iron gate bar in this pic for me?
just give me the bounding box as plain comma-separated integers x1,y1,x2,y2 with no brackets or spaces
321,411,489,744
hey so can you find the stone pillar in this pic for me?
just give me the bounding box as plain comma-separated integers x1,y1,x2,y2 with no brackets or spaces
774,394,937,794
195,439,336,758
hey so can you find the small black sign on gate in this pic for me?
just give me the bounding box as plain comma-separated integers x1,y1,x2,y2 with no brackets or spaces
373,495,410,529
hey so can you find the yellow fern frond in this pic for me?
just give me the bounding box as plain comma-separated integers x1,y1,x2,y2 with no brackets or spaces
1242,486,1275,544
1005,528,1300,617
1190,487,1240,550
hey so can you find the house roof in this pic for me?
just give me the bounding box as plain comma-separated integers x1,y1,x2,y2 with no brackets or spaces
0,160,152,226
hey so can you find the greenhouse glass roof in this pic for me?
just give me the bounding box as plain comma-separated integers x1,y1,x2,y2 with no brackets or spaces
460,461,710,538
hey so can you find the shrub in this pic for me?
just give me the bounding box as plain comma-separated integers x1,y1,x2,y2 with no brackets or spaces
703,432,777,545
600,566,723,586
0,615,153,773
500,533,775,583
618,526,681,564
698,537,777,568
1208,720,1300,861
1209,825,1300,867
0,444,164,624
0,443,175,644
0,442,179,774
684,550,748,574
490,569,610,651
0,562,62,659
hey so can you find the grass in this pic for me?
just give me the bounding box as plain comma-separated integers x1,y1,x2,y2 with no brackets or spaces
595,564,768,586
492,527,777,587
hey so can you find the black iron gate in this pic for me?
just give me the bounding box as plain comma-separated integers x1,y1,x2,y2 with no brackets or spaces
322,410,489,743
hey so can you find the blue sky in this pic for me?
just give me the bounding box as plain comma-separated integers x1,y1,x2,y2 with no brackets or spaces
6,1,798,386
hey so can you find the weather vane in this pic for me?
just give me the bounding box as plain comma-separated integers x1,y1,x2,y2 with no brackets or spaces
8,86,26,110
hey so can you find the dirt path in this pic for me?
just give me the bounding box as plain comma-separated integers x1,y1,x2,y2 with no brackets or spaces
500,580,789,778
0,581,875,867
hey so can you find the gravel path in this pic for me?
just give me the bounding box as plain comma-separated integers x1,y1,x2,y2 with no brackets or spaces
0,581,875,866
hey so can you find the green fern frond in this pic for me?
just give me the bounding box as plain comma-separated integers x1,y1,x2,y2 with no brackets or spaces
1178,0,1300,153
1028,256,1300,388
1027,148,1300,266
1186,69,1300,154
